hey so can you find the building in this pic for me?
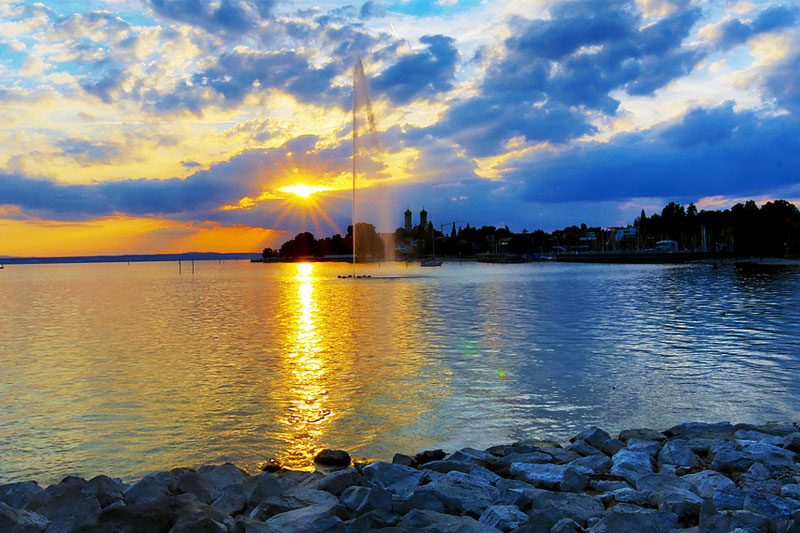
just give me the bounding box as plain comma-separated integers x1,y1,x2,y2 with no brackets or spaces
420,207,427,228
404,208,412,232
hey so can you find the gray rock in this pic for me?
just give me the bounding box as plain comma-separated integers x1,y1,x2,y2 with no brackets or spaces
684,437,718,455
710,447,755,474
600,439,625,457
571,427,612,450
618,428,666,442
782,433,800,453
479,505,528,531
568,454,611,475
665,422,735,440
124,474,171,505
0,502,49,533
781,484,800,501
0,481,44,510
303,468,360,497
741,441,796,469
735,422,798,437
244,473,282,506
699,509,771,533
211,483,246,516
232,515,278,533
682,470,736,499
275,470,321,490
634,473,698,495
449,448,497,466
421,460,501,484
392,454,417,468
249,488,339,520
85,476,126,509
734,429,785,446
36,484,100,532
657,439,698,468
169,516,227,533
340,486,392,514
525,491,605,524
589,479,630,492
176,472,218,504
398,509,498,532
550,517,582,533
610,449,653,484
509,463,568,490
538,448,581,464
414,449,447,465
742,461,772,481
560,468,588,493
587,505,678,533
648,488,703,519
604,488,649,506
344,509,400,532
626,438,661,457
566,440,603,457
75,494,210,533
361,462,423,495
710,487,750,511
196,463,248,492
410,471,498,517
264,503,345,532
743,491,800,519
314,449,352,468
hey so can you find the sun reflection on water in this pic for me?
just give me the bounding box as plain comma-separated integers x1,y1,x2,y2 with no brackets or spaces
280,262,331,468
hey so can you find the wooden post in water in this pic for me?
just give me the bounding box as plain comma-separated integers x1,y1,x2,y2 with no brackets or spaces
179,259,182,274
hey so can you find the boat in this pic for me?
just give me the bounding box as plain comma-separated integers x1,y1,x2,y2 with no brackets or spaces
421,259,443,267
733,258,800,272
420,220,442,267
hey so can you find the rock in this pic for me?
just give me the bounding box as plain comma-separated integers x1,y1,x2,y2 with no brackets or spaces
398,508,498,532
0,481,44,510
566,440,603,457
509,463,569,490
249,488,339,520
699,509,771,533
734,429,785,446
344,509,400,532
634,473,697,495
0,502,49,532
360,462,424,495
414,449,447,465
525,491,605,524
448,448,497,466
648,488,704,520
626,438,661,457
340,486,392,514
538,447,581,464
176,472,218,504
35,484,100,532
589,479,630,492
600,439,625,457
392,454,417,468
603,488,649,506
314,449,352,468
610,449,653,484
232,515,277,533
84,476,126,509
550,517,582,533
406,471,497,517
682,471,735,499
618,428,666,442
196,463,248,492
478,504,528,531
169,516,227,533
275,469,320,490
657,440,699,468
76,494,216,533
560,468,589,493
735,422,798,437
664,422,735,440
782,433,800,453
781,484,800,500
124,474,171,505
741,441,796,469
421,460,501,485
571,427,612,450
264,503,345,533
684,437,718,456
303,468,361,496
586,505,678,533
568,454,611,474
260,459,283,473
244,473,282,506
742,461,772,481
710,446,755,474
743,491,800,520
211,483,246,516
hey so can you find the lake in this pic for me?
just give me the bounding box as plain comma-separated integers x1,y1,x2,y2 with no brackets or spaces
1,260,798,484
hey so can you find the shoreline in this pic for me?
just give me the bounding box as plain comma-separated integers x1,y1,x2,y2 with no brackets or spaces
2,421,799,532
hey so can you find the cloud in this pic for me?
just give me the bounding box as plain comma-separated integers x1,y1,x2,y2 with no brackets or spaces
715,4,798,50
56,138,126,166
147,0,273,35
371,34,459,104
515,102,800,203
763,51,800,113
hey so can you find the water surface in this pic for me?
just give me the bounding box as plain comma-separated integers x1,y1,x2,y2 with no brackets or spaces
1,261,798,484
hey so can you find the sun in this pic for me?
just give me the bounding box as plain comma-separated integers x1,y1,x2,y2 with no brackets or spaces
279,184,327,198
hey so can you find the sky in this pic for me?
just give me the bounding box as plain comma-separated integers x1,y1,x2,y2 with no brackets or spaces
1,0,799,256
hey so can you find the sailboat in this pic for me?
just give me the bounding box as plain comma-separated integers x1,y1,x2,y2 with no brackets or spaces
421,224,442,267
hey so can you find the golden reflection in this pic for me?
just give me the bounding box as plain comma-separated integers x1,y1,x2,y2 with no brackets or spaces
279,262,332,468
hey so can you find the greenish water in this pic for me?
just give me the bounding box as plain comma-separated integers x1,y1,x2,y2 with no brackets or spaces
1,261,798,484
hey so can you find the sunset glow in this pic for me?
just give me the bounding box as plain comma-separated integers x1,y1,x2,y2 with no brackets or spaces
279,185,329,199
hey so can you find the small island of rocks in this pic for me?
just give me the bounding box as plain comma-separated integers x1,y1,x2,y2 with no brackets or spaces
2,421,800,532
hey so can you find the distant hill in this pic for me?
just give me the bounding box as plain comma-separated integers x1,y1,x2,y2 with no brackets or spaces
0,252,258,265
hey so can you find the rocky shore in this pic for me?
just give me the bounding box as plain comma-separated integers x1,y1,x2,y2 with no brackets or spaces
3,421,800,532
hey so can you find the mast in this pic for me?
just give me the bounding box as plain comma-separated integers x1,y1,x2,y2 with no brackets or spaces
352,58,357,277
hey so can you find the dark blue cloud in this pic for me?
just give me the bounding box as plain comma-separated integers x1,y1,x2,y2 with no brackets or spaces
763,52,800,114
360,1,386,19
371,34,458,104
716,5,797,50
147,0,271,34
57,139,125,165
515,103,800,203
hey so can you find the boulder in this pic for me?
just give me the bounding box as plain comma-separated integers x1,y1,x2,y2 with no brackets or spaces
602,488,649,506
0,481,44,510
657,440,699,468
610,449,653,484
264,503,345,533
509,463,568,490
343,509,400,532
571,427,612,450
35,484,100,532
413,449,447,465
302,468,360,496
735,422,798,437
664,422,735,440
538,447,581,464
231,515,277,533
77,494,220,533
211,483,247,516
421,460,500,485
340,486,392,514
634,473,697,495
568,454,611,475
782,433,800,453
699,509,771,533
405,471,497,517
781,484,800,501
0,502,49,533
625,439,661,458
314,449,352,468
733,429,785,446
648,488,704,520
525,491,605,524
85,476,126,509
560,468,589,493
740,442,796,469
244,473,282,506
249,488,339,521
742,491,800,520
398,509,498,532
392,454,417,468
566,440,603,457
478,504,528,531
176,472,218,504
617,429,666,442
550,517,582,533
586,505,678,533
682,471,735,499
196,463,248,492
710,447,755,474
360,462,423,495
169,516,227,533
124,474,171,505
600,439,625,457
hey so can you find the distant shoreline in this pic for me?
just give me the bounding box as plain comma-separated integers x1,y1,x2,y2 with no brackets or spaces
0,252,259,265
